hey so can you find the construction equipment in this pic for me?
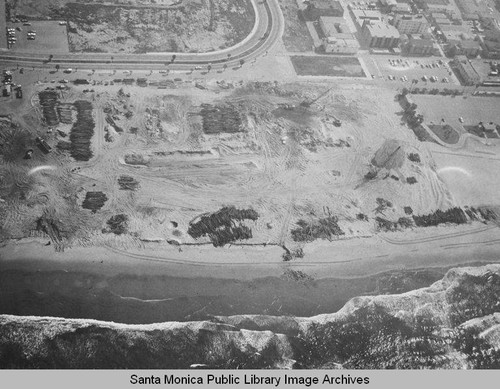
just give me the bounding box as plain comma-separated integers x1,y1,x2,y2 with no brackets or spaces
300,87,333,108
35,137,52,154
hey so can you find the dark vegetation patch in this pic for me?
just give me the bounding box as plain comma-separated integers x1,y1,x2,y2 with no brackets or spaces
408,153,421,163
82,191,108,213
291,56,365,77
118,175,140,191
38,90,60,126
406,176,417,184
188,206,259,247
105,214,128,235
428,124,460,144
376,216,414,232
412,207,467,227
69,101,94,161
291,216,344,242
199,104,243,134
404,206,413,215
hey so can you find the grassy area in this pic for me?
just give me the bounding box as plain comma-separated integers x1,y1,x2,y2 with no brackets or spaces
291,56,366,77
428,124,460,144
278,0,314,52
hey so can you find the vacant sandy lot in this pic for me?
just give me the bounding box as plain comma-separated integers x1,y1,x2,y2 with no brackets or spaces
431,145,500,206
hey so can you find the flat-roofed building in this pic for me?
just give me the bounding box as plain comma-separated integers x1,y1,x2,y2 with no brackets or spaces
402,34,440,55
452,55,481,85
319,16,359,54
361,20,400,48
351,9,382,28
394,14,429,34
303,0,344,21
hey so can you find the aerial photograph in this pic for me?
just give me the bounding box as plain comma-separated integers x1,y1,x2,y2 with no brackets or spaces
1,0,500,370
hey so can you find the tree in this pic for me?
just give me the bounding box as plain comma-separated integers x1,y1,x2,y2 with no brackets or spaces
239,59,245,67
55,64,60,72
207,64,212,73
48,54,53,62
223,64,228,72
171,54,176,63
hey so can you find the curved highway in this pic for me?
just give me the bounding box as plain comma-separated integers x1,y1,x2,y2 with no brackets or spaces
0,0,284,70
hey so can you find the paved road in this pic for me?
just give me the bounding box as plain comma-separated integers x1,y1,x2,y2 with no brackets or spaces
0,0,284,71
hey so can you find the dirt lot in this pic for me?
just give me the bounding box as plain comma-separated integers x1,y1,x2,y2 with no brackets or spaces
6,21,69,53
278,0,314,52
291,56,366,77
6,0,255,53
0,76,462,257
432,147,500,206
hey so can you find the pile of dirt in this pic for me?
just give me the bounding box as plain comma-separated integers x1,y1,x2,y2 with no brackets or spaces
188,206,258,247
69,101,95,161
371,139,405,170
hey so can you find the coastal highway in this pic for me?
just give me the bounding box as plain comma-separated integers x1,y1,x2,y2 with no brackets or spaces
0,0,285,70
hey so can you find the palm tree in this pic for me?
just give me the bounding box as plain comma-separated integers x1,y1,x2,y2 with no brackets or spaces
55,64,60,72
171,54,176,63
207,64,212,73
239,59,245,67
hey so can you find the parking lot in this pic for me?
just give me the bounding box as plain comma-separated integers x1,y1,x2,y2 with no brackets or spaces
6,21,70,53
412,94,500,132
0,0,6,49
363,54,460,86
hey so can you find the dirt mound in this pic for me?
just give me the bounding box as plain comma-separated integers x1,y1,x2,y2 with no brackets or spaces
371,139,406,170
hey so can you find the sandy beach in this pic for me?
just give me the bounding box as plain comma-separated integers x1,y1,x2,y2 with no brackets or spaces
2,222,499,280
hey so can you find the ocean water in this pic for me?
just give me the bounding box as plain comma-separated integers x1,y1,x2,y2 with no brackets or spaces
0,267,445,324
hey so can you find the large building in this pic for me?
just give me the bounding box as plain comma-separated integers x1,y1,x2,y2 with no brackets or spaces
415,0,461,20
401,34,440,55
452,55,481,85
393,14,429,34
361,20,400,48
319,16,360,54
303,0,344,21
351,9,382,28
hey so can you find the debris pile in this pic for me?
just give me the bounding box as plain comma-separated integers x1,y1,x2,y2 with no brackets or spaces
69,101,95,161
56,103,75,124
200,104,243,134
82,191,108,213
105,214,128,235
291,216,345,242
412,207,467,227
36,216,64,252
38,90,60,126
118,175,140,191
188,206,258,247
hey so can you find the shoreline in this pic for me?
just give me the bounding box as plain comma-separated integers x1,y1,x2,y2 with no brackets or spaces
1,222,500,280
